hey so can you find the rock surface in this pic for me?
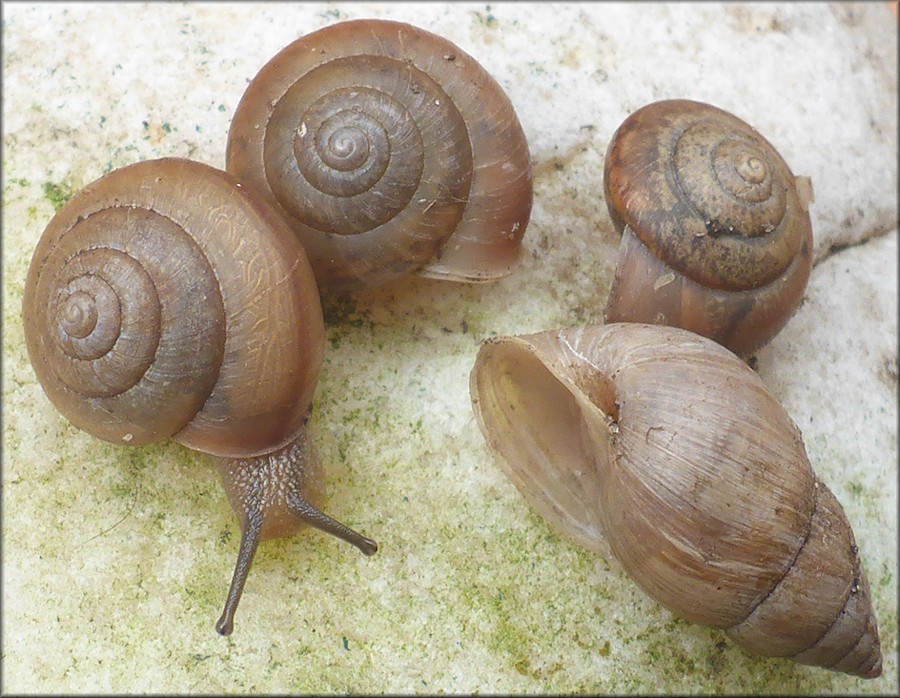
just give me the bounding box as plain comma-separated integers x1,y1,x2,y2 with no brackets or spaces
2,3,896,693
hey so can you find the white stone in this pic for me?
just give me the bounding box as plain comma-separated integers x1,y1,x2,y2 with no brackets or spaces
2,2,896,693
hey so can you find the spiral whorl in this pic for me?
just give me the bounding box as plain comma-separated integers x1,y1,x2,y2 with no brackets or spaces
227,19,533,288
263,54,471,245
604,99,810,292
25,186,226,446
23,158,325,458
673,122,786,244
50,247,158,391
726,481,882,678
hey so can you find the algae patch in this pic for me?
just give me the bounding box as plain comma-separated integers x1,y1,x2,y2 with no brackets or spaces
42,180,77,212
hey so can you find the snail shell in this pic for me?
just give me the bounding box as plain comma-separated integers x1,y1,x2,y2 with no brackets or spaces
470,322,881,678
603,100,814,356
23,157,322,456
22,158,377,635
226,18,533,289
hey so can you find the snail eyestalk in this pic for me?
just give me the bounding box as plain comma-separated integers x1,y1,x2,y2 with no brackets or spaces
285,493,378,557
212,429,377,636
216,510,262,636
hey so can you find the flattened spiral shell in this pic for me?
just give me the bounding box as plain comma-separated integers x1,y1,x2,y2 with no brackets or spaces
227,18,533,289
603,100,813,355
23,158,324,458
267,62,469,239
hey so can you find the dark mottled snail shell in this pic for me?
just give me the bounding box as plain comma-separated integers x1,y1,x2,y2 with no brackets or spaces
603,99,813,356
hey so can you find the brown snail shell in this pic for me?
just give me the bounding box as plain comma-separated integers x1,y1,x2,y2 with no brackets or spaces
22,158,377,635
226,18,533,289
469,322,881,678
603,100,814,356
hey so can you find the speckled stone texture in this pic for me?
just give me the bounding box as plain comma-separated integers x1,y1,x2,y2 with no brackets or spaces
2,2,896,693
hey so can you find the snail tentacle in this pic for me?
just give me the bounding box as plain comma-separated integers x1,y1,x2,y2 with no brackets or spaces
212,428,375,635
216,510,263,636
286,493,378,557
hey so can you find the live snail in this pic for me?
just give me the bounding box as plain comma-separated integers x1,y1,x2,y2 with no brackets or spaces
21,158,377,635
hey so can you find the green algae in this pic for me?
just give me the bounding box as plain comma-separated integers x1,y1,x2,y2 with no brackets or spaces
41,179,77,212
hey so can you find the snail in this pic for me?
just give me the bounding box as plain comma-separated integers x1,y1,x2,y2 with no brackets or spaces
226,18,533,289
21,157,378,636
469,322,882,678
602,99,814,356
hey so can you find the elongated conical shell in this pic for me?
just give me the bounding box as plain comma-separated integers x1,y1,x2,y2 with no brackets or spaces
470,322,881,678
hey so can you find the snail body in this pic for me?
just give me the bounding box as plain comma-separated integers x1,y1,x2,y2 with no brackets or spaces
22,158,377,635
226,18,533,289
603,100,814,356
469,322,881,678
